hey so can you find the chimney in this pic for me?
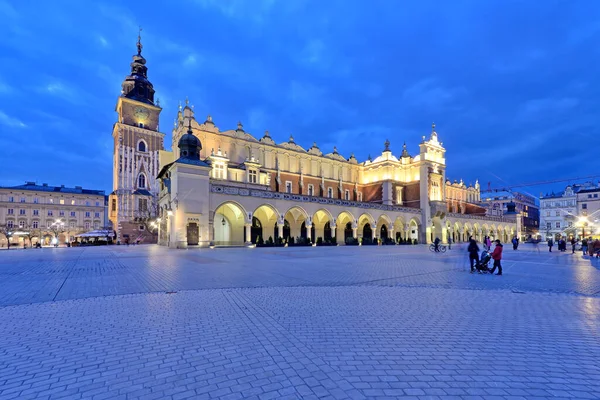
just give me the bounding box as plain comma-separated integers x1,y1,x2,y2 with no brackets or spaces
42,183,48,187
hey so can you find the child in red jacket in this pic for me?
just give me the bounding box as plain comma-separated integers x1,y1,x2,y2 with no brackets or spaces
489,240,503,276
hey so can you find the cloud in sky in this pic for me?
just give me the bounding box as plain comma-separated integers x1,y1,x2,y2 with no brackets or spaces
1,0,600,194
0,111,26,128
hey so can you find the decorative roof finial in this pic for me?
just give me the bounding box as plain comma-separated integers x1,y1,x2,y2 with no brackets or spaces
185,96,189,106
156,98,160,107
178,101,182,111
384,139,390,152
312,141,318,148
237,121,244,131
264,130,270,137
401,141,410,158
432,122,436,132
206,115,213,123
137,27,143,55
368,154,372,162
333,146,338,154
289,134,294,143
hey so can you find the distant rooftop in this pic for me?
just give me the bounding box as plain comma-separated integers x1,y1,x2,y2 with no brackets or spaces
0,182,105,196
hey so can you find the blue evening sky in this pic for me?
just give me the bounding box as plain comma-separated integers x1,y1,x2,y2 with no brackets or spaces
1,0,599,199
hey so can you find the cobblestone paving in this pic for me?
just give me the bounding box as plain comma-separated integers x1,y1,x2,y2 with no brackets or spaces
1,245,599,399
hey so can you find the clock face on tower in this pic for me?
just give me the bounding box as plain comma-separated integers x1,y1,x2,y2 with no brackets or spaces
134,106,150,122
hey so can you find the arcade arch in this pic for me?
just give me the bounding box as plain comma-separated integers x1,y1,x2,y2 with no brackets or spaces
214,201,246,245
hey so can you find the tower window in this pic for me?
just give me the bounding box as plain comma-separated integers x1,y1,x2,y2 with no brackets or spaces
138,174,146,189
138,141,146,152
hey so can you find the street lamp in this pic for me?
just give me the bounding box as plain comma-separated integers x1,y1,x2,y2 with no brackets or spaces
579,217,588,239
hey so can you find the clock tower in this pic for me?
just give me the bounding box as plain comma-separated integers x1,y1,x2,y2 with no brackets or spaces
109,31,165,243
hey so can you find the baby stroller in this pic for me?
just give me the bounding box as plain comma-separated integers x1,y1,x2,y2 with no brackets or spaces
476,250,492,274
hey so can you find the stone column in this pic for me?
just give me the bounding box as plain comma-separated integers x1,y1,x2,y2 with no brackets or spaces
331,224,336,244
389,227,395,243
244,224,251,244
352,227,358,239
372,224,377,240
307,224,313,241
278,224,284,240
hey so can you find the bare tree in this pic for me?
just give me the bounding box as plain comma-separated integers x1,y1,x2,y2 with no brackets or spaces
22,224,41,247
133,194,160,234
0,223,15,250
48,220,67,245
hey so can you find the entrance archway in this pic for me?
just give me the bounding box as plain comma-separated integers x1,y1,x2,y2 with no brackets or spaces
214,202,246,245
336,211,355,244
312,209,333,242
254,204,279,242
285,206,309,241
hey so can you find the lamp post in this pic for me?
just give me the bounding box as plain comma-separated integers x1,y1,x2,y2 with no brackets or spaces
579,217,588,240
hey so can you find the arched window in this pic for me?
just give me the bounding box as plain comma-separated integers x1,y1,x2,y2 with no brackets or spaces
138,174,146,189
138,140,146,152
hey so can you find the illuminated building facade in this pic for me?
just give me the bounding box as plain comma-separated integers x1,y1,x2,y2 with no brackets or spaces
108,33,164,243
108,38,518,248
0,182,106,246
156,106,519,248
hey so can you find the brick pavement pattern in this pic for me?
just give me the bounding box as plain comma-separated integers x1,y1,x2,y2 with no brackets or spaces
1,244,599,399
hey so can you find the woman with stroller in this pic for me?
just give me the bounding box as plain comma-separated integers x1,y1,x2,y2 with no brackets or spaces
468,237,479,273
489,240,503,276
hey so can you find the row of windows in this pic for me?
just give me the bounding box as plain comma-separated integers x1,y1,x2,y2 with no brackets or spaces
284,182,363,201
542,200,576,208
6,209,100,218
5,220,101,229
3,197,101,206
586,193,599,199
546,221,573,229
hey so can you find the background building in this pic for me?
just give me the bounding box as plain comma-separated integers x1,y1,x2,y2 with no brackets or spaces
0,182,107,247
539,182,599,240
480,191,539,240
576,187,600,238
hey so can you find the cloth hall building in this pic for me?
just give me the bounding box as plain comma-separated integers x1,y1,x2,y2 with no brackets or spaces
109,37,519,248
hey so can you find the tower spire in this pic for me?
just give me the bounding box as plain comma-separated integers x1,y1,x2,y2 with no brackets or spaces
137,27,143,55
120,28,155,104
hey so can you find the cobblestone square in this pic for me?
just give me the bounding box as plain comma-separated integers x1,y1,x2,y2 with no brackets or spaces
1,244,599,399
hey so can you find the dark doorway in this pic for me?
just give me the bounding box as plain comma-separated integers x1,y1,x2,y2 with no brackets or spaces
344,222,353,240
380,225,388,240
283,219,291,240
363,223,372,239
186,223,199,246
251,217,262,243
300,221,307,239
324,222,332,241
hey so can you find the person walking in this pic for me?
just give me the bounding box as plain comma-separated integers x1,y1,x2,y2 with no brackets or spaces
489,239,503,275
485,236,491,251
571,238,576,254
582,238,588,256
468,237,479,273
547,238,553,252
512,237,518,250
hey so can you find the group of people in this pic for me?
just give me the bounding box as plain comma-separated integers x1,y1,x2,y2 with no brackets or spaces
468,237,503,275
547,237,600,257
546,238,568,252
